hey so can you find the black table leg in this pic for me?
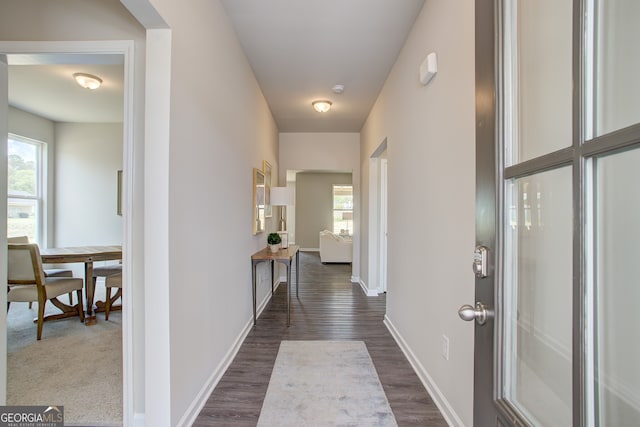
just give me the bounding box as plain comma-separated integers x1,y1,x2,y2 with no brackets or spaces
270,260,274,295
287,261,291,326
251,261,257,326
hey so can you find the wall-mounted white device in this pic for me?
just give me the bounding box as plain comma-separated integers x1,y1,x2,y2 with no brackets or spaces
419,52,438,86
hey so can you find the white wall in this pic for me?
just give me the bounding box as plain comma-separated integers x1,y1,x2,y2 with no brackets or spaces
55,123,123,249
142,0,279,424
0,0,147,421
279,132,360,281
360,1,475,425
8,106,54,143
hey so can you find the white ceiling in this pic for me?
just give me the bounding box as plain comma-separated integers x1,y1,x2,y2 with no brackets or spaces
7,0,425,131
8,54,124,123
221,0,425,132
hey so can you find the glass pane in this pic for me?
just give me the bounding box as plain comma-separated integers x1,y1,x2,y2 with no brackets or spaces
592,0,640,137
594,148,640,425
505,0,573,164
8,137,38,197
8,198,38,242
504,167,573,426
333,185,353,210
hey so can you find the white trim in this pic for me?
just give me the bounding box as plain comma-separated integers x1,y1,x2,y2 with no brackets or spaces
132,413,145,427
0,39,136,426
384,315,466,427
379,158,388,293
350,275,359,283
144,28,172,427
367,138,387,297
300,247,319,252
0,55,8,405
121,39,136,427
358,279,379,297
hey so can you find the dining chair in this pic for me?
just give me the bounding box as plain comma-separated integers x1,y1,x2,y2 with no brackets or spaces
92,263,122,319
7,243,85,340
104,272,122,320
8,236,75,307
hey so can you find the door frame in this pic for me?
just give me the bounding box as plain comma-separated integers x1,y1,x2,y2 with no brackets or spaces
367,138,388,296
379,157,388,293
474,0,503,424
0,40,135,425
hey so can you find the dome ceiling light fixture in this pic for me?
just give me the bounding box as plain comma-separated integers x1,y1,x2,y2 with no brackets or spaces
73,72,103,90
312,100,332,113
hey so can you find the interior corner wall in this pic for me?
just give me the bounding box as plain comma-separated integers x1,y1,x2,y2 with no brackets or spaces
360,1,475,425
0,0,147,422
145,0,279,425
295,172,352,249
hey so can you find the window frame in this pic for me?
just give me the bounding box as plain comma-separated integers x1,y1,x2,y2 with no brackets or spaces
7,133,46,245
332,184,353,236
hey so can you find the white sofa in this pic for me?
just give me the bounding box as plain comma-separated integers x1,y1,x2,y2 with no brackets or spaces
319,230,352,263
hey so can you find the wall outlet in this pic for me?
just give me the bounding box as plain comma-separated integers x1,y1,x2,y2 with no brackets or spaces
441,335,450,360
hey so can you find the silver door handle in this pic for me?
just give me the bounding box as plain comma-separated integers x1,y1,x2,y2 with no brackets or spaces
458,302,493,326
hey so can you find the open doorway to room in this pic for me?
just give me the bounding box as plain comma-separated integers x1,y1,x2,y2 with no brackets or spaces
288,170,352,248
1,45,132,427
278,170,357,280
368,139,388,295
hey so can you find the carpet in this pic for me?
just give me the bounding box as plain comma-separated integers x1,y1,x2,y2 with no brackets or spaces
257,340,397,427
7,282,122,427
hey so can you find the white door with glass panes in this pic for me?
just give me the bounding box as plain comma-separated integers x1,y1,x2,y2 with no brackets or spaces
465,0,640,425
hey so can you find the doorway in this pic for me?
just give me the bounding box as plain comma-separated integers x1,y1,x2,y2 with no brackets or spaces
470,0,640,425
0,42,134,426
367,138,388,296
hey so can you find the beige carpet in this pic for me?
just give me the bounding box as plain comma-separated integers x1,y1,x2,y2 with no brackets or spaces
257,340,398,427
7,284,123,427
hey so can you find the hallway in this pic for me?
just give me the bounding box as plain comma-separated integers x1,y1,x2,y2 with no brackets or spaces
193,251,448,426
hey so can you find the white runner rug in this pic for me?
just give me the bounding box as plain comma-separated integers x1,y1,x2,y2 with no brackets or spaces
257,340,398,426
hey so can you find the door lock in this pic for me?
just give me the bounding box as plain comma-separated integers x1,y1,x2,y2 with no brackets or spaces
458,302,493,326
472,245,488,278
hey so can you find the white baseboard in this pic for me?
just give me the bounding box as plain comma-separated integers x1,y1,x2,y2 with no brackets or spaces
176,287,274,426
300,248,319,252
358,279,379,296
350,275,359,283
384,315,466,427
132,413,145,427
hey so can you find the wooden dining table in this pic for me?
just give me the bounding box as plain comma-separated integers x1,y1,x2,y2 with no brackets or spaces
40,245,122,325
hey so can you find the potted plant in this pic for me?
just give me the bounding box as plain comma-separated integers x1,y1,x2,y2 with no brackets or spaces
267,232,282,253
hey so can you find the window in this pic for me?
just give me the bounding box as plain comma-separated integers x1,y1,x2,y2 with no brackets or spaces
332,185,353,235
7,134,44,244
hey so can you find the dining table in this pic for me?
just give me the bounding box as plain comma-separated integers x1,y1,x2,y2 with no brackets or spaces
40,245,122,325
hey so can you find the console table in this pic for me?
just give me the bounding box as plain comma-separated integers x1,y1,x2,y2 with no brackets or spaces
251,245,299,326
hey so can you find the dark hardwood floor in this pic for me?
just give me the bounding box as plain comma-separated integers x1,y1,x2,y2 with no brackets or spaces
193,251,448,426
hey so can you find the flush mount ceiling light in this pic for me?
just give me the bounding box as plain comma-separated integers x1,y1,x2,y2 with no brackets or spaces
312,100,332,113
73,72,103,90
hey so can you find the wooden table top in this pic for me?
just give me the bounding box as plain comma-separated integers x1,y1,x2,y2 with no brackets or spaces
251,245,299,261
40,245,122,263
